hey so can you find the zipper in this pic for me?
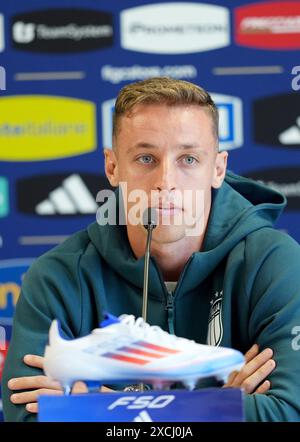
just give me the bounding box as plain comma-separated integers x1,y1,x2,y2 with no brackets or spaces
166,291,175,335
150,254,195,336
150,257,176,334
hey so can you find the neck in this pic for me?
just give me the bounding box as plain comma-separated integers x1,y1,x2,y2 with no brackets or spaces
127,228,205,281
151,236,204,281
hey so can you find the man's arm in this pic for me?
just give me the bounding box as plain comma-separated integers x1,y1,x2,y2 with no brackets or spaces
5,254,276,418
1,255,82,421
242,232,300,421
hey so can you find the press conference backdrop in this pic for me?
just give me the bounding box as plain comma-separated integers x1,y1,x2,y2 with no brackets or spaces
0,0,300,420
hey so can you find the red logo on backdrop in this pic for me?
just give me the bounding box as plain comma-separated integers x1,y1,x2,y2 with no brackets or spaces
0,344,8,381
235,1,300,49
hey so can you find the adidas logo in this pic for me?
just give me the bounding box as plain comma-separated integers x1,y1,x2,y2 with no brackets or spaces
35,174,98,215
132,410,153,422
101,340,180,366
279,116,300,145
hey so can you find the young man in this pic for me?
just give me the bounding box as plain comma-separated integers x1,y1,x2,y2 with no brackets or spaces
2,78,300,421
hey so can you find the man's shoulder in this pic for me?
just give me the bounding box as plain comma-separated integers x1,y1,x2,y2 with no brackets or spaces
242,227,300,273
246,227,299,252
42,228,91,259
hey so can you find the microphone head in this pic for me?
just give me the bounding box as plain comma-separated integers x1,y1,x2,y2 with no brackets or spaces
143,207,158,230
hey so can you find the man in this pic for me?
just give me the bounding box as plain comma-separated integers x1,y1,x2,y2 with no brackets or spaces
2,77,300,421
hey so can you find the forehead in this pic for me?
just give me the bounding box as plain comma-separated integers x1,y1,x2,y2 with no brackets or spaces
116,103,214,136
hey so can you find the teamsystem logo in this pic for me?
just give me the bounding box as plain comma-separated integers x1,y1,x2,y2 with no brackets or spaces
245,167,300,211
120,3,230,54
253,93,300,147
102,94,243,151
0,95,96,161
0,14,4,52
11,9,113,52
235,1,300,50
17,173,112,216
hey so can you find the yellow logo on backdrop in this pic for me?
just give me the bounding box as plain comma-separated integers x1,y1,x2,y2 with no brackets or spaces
0,282,20,309
0,95,96,161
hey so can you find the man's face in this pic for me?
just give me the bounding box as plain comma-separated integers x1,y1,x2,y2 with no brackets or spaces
105,103,227,243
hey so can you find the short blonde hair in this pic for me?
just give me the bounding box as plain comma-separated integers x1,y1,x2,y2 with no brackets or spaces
113,77,219,143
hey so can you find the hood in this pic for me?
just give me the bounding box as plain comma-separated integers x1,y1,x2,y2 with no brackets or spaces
88,170,286,296
203,170,286,251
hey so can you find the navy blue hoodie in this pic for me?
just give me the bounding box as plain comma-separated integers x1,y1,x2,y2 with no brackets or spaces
2,171,300,421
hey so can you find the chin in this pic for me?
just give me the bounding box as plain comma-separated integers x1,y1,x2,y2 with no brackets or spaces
152,225,187,244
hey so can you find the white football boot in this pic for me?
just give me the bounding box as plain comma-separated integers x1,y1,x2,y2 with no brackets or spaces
44,313,244,394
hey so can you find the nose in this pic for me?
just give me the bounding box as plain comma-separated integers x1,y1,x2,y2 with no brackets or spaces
154,157,176,192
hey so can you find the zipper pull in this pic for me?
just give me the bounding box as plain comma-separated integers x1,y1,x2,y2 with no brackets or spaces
166,291,175,335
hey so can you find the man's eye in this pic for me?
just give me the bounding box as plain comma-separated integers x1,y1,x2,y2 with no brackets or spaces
182,156,197,165
137,155,153,164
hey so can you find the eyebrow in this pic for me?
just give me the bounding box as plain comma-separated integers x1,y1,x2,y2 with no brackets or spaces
126,142,208,154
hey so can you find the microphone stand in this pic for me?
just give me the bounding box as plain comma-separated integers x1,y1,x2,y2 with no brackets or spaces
138,208,157,391
142,223,154,323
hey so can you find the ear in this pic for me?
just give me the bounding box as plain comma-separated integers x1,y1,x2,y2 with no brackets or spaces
212,151,228,189
104,148,119,187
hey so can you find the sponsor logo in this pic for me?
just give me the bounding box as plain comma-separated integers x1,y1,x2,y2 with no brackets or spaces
0,342,8,380
0,326,5,350
102,94,243,151
254,93,300,147
0,259,18,381
17,173,111,216
0,14,4,52
207,290,223,347
211,93,243,151
0,259,33,322
102,99,116,149
235,1,300,50
11,9,113,52
0,324,11,381
101,64,197,84
101,341,180,366
0,95,96,161
0,177,8,217
245,167,300,211
108,395,175,410
120,3,230,54
133,410,153,422
279,117,300,145
0,66,6,91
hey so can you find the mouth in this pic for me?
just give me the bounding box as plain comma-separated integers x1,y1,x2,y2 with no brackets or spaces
155,205,183,215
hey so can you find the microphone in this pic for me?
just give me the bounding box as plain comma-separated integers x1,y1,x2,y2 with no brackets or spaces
141,208,157,323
